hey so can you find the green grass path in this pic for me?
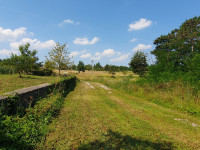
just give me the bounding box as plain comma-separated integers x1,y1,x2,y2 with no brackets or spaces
42,81,200,150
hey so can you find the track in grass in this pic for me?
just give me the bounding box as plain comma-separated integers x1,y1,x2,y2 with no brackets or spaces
42,81,200,150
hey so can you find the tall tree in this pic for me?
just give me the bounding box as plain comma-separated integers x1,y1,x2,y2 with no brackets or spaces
47,42,70,75
129,51,148,77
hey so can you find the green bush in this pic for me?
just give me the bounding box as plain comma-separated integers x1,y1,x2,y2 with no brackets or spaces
31,69,53,76
0,66,15,74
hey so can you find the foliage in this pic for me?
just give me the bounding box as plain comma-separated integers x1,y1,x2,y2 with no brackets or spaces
46,42,71,75
6,43,40,77
31,69,53,76
129,51,148,77
85,64,92,70
77,61,85,73
0,76,77,149
94,62,102,71
0,66,15,74
149,16,200,85
108,65,117,77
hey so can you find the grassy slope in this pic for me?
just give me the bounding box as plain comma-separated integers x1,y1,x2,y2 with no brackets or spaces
43,81,200,149
0,74,61,94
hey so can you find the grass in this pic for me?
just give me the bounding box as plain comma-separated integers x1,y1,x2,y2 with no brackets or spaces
42,80,200,149
0,74,61,94
77,71,200,117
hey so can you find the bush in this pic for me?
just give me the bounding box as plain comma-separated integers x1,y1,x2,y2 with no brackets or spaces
0,66,15,74
31,69,53,76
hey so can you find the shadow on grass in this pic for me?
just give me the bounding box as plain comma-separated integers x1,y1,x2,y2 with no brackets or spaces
77,130,174,150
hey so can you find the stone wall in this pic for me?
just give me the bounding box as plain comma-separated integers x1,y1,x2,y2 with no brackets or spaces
0,76,76,115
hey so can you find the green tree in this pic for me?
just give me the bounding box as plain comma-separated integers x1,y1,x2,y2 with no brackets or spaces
8,43,39,77
108,65,116,77
46,42,70,75
77,61,85,73
85,64,92,70
94,62,102,71
129,51,148,77
104,64,110,71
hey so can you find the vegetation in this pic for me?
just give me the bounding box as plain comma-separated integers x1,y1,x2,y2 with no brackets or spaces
148,16,200,86
46,42,71,75
77,61,85,73
42,75,200,149
0,74,61,94
129,51,148,77
0,76,77,149
6,43,40,77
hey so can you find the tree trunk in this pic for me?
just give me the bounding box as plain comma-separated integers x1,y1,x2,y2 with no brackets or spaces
59,69,61,76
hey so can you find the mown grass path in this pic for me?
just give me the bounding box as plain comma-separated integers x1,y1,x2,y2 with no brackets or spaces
42,81,200,150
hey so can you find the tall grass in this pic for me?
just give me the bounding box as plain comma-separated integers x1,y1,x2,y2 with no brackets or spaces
89,75,200,117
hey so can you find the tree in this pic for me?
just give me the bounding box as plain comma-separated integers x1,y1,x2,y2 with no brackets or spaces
77,61,85,73
47,42,70,75
71,64,77,70
8,43,39,77
108,65,116,77
94,62,102,71
104,64,110,71
129,51,148,77
85,64,92,70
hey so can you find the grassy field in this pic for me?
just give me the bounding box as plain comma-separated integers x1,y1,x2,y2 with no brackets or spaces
0,74,61,94
42,80,200,149
76,71,200,117
40,71,200,149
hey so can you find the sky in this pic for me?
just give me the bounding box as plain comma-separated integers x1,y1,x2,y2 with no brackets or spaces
0,0,199,66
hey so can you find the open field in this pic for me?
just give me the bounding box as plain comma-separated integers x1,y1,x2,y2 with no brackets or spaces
0,74,61,94
42,80,200,149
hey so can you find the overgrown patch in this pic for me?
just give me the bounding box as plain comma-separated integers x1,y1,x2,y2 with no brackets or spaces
0,76,77,150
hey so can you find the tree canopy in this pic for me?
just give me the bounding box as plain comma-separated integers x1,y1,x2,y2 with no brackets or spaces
46,42,71,75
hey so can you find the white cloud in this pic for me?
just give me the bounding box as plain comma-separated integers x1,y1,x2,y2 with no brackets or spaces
0,49,19,57
80,53,91,58
69,49,87,58
102,49,115,57
116,52,121,55
91,56,101,61
128,18,152,31
0,27,27,42
69,51,79,57
10,38,56,50
110,53,130,62
130,38,137,42
132,44,152,52
73,37,99,45
59,19,75,26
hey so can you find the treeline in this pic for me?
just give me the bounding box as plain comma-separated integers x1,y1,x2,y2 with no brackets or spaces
147,16,200,87
75,61,131,72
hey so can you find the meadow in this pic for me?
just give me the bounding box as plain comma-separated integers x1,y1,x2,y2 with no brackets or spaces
1,71,200,149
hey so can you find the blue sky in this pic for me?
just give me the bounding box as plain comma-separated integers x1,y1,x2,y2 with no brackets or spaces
0,0,199,66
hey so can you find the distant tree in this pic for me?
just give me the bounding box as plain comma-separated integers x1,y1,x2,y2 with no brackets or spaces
71,64,77,70
8,43,39,77
46,42,71,75
77,61,85,73
108,65,116,77
104,64,110,71
94,62,102,71
129,51,148,77
85,64,92,70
